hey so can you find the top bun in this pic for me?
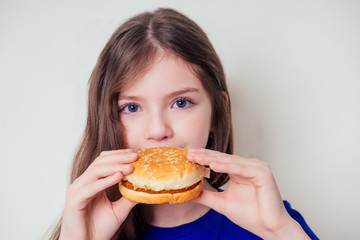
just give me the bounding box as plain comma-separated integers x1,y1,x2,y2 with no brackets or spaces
123,147,206,191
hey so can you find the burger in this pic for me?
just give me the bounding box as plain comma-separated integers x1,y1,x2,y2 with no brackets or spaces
119,147,209,204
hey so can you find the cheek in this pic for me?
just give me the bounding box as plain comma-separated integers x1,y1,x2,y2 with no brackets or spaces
121,117,142,148
176,112,212,146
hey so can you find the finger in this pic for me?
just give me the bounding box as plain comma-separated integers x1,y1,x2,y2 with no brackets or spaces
112,197,138,224
188,149,265,175
99,149,135,156
192,190,226,214
209,161,272,187
189,148,259,165
187,149,229,166
188,149,255,171
67,171,124,210
96,151,138,165
79,172,124,203
75,152,137,187
87,163,134,182
75,163,134,188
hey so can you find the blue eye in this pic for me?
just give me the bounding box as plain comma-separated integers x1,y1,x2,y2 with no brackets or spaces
175,100,187,108
173,98,193,109
120,104,140,113
126,104,139,112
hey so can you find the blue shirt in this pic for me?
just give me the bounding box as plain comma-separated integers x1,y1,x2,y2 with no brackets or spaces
141,201,318,239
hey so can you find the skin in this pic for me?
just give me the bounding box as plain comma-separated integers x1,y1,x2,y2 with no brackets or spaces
60,52,309,239
118,52,213,151
188,149,310,239
60,149,138,240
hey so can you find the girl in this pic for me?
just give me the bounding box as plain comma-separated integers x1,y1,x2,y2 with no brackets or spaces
49,8,318,240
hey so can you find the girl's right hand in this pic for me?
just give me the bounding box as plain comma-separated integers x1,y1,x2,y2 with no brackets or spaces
59,149,138,240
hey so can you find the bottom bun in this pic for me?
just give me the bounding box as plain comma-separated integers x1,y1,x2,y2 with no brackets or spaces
119,180,203,204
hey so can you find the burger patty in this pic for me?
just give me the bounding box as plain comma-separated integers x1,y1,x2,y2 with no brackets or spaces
121,180,201,194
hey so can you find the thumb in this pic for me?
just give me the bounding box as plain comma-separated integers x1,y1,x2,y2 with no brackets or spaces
192,190,225,214
112,197,138,224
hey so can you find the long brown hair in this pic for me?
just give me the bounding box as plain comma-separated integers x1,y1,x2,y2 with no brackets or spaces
48,8,233,240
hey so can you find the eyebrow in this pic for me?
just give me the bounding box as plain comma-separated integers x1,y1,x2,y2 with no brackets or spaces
118,87,200,101
166,87,200,99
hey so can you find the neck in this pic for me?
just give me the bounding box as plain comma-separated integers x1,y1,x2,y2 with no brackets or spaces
146,180,217,227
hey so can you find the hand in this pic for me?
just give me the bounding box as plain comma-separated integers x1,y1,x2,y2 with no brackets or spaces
187,149,309,240
59,149,138,240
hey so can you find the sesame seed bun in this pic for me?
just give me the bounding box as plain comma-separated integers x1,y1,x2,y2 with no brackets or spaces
119,147,207,204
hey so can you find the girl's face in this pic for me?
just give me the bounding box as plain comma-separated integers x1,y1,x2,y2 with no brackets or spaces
118,53,213,150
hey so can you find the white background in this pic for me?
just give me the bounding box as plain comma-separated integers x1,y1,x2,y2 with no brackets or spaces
1,0,359,239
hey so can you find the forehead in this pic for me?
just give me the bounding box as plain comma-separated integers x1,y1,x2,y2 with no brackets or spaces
121,52,205,95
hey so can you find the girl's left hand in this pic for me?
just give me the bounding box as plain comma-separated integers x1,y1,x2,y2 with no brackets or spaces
187,149,309,240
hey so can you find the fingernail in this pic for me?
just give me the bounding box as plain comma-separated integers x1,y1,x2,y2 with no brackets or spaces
121,164,134,172
126,152,138,157
187,152,195,159
191,153,204,159
113,172,121,177
187,149,196,153
123,149,134,152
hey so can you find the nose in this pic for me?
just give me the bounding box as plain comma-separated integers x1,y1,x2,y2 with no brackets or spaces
144,111,173,142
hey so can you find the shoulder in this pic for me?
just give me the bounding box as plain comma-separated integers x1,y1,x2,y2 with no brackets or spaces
283,200,319,240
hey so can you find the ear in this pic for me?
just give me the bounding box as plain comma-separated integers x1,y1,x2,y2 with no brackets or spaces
221,90,229,106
